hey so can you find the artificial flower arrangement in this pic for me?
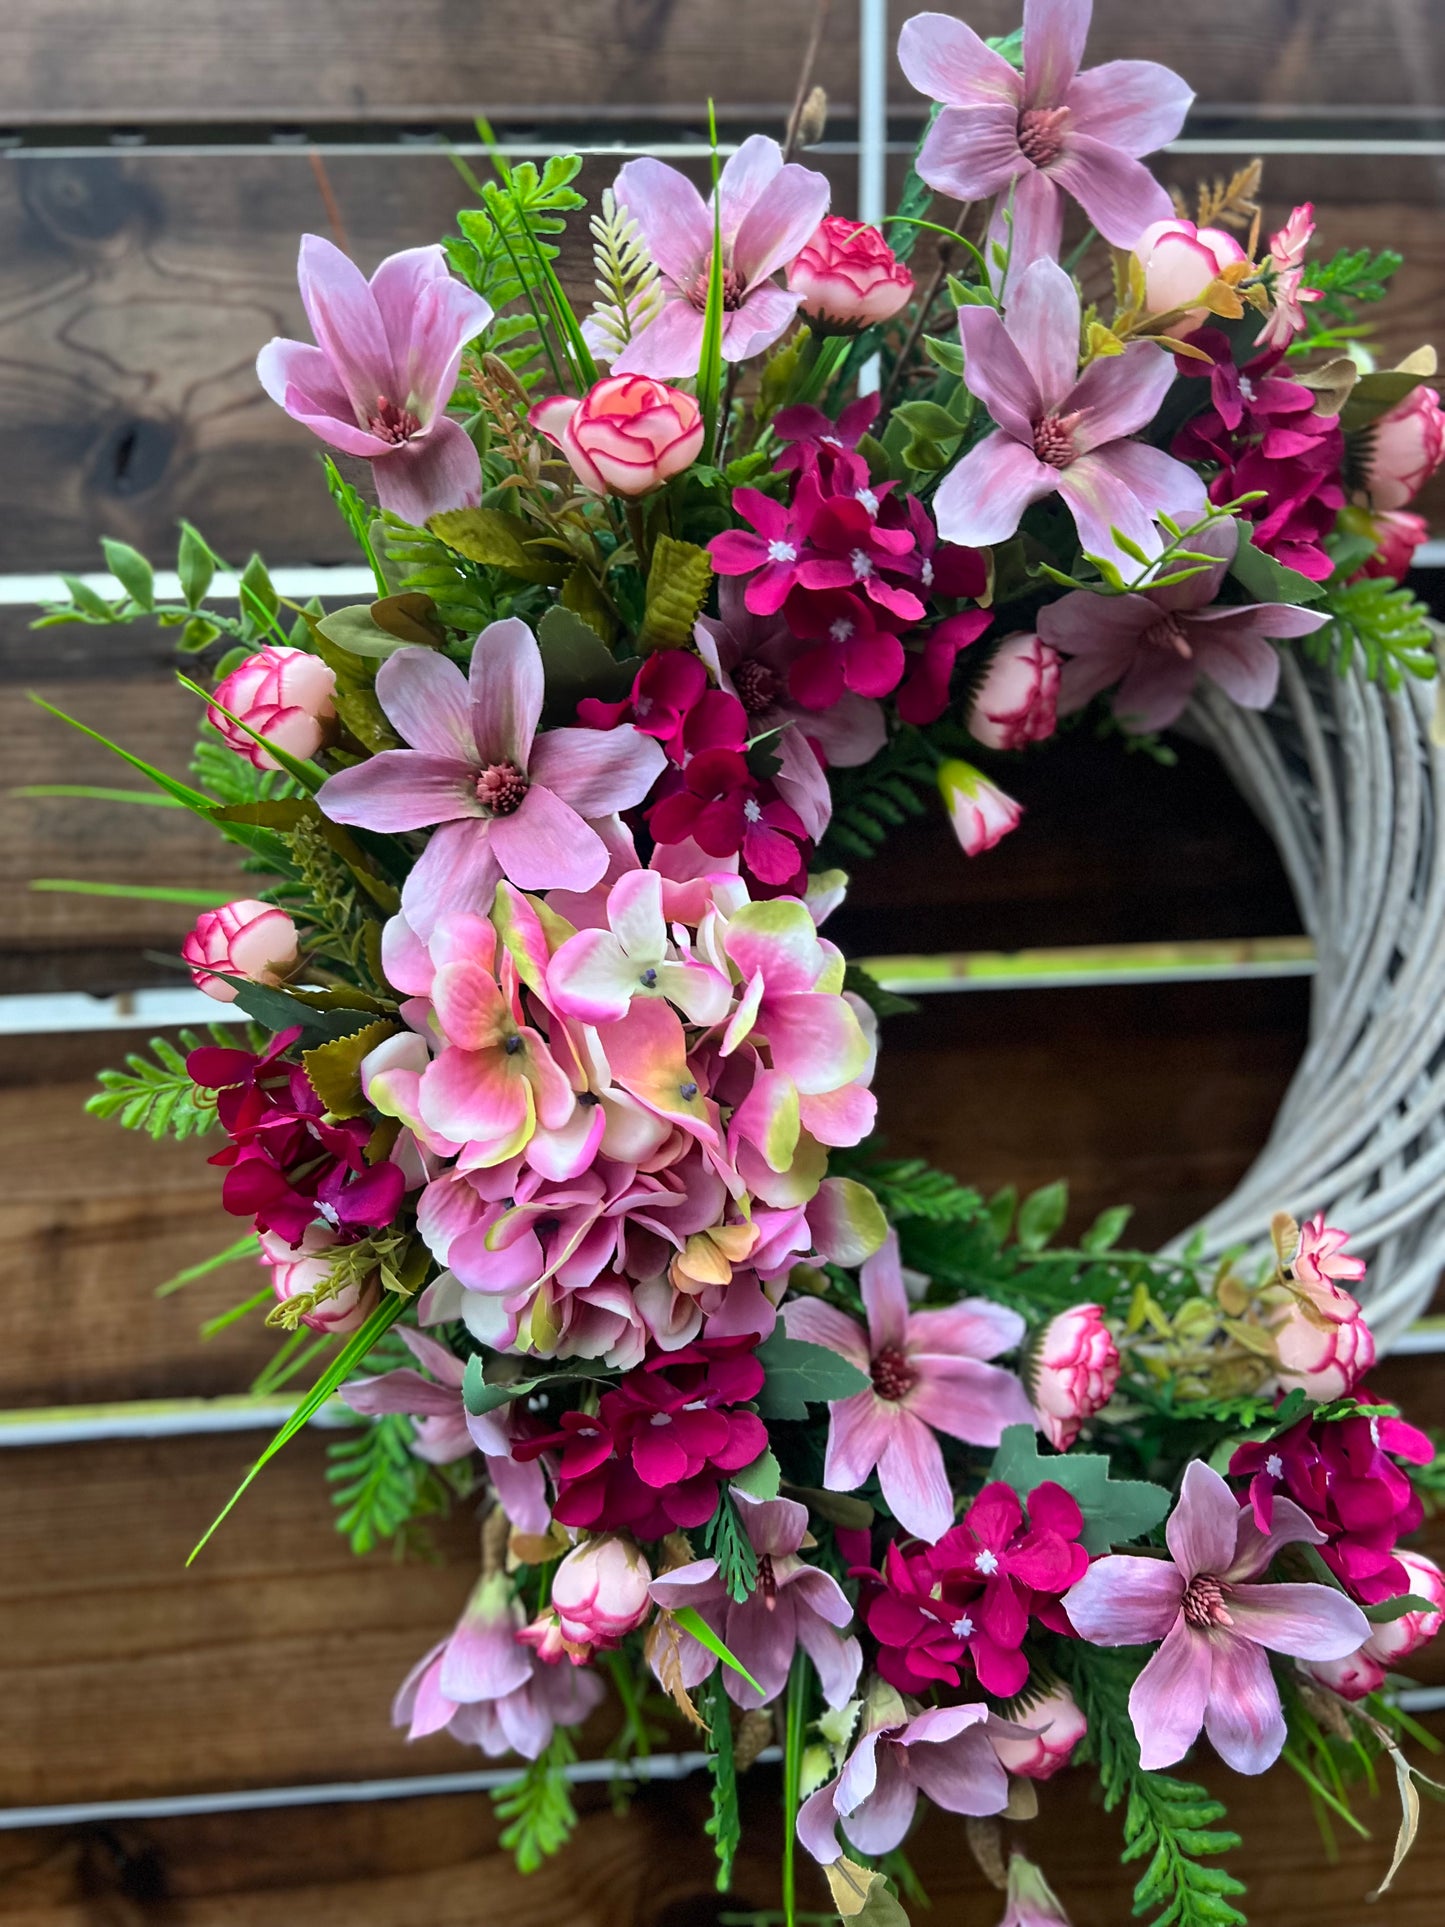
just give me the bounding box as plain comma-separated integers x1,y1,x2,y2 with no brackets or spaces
34,3,1445,1922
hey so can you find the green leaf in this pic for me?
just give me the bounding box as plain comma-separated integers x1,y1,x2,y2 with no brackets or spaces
730,1447,781,1502
14,784,182,808
1303,573,1437,690
314,604,411,661
842,962,920,1020
177,522,216,608
1081,1203,1133,1254
302,1019,402,1119
461,1353,610,1417
202,971,374,1041
695,103,726,460
492,1727,579,1873
754,1329,870,1421
1228,521,1325,603
28,693,217,816
100,538,155,610
921,333,966,376
826,1859,912,1925
31,878,233,906
703,1671,741,1893
86,1030,222,1141
672,1605,763,1694
537,604,634,721
990,1424,1171,1554
1362,1591,1436,1624
426,506,559,582
156,1231,260,1297
58,573,118,622
705,1486,759,1601
637,535,714,653
1016,1179,1068,1251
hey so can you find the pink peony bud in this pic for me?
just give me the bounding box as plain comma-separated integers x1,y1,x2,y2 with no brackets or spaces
938,757,1022,857
1301,1648,1386,1702
529,373,703,497
1271,1292,1376,1399
182,898,300,1002
209,644,337,771
1352,507,1431,581
1364,384,1445,511
546,1535,653,1656
1000,1854,1073,1927
990,1684,1087,1780
969,632,1061,752
259,1224,377,1335
1364,1551,1445,1665
786,216,915,330
1134,217,1247,326
1030,1305,1121,1451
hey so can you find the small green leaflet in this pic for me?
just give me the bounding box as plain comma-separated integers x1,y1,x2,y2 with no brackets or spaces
754,1329,870,1421
672,1605,763,1694
730,1447,781,1501
460,1353,609,1416
990,1424,1171,1554
1228,522,1325,603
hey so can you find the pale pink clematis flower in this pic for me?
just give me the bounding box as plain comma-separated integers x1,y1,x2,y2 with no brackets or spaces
898,2,1193,273
1036,517,1327,732
1065,1460,1369,1774
257,237,493,525
784,1232,1034,1542
608,135,831,378
649,1488,862,1709
935,258,1207,567
318,618,666,938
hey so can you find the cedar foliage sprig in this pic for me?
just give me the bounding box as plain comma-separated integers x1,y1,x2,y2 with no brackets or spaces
703,1488,759,1603
86,1028,233,1140
704,1671,743,1892
1063,1646,1247,1927
493,1727,581,1872
1302,575,1437,690
326,1409,474,1557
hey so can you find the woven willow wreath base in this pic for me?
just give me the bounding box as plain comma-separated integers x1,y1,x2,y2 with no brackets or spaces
1175,655,1445,1345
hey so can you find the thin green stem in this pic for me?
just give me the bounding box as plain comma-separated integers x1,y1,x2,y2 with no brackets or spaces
782,1651,808,1927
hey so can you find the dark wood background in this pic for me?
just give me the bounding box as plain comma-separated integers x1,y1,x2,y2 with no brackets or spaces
1,4,1443,1921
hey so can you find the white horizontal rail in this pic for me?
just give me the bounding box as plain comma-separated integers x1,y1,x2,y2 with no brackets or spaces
0,565,377,607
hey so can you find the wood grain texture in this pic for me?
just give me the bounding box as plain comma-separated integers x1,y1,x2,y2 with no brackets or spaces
2,1,1443,122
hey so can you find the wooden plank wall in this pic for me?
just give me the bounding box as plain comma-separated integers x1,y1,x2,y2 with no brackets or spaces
1,4,1443,1921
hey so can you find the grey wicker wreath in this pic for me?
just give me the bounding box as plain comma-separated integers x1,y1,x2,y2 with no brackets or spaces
1172,655,1445,1345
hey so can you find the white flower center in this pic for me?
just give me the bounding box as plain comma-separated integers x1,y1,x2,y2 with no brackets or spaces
1239,375,1256,402
767,539,798,564
650,1412,672,1426
856,488,879,515
849,548,873,579
743,797,764,823
1266,1453,1284,1478
976,1548,1000,1577
829,618,855,644
921,559,934,587
951,1614,975,1638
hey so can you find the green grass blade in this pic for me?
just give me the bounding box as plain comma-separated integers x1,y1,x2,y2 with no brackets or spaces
31,878,234,906
696,100,726,461
15,784,184,808
175,673,325,793
157,1232,261,1297
673,1605,763,1694
26,694,215,814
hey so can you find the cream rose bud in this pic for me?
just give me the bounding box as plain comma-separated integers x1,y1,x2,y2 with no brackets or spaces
1134,217,1247,325
938,758,1022,857
990,1683,1088,1780
1365,384,1445,511
1364,1551,1445,1665
550,1535,653,1650
968,632,1061,752
209,644,337,771
530,374,703,497
1301,1648,1386,1702
182,899,301,1002
259,1225,377,1335
786,216,914,330
1271,1292,1376,1400
1030,1304,1121,1451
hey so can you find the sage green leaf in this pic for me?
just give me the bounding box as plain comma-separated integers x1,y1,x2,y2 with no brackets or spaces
755,1330,870,1421
637,534,713,653
729,1447,781,1501
177,522,216,608
100,538,155,610
1228,521,1325,602
990,1424,1171,1554
302,1019,402,1119
315,604,411,660
1016,1179,1068,1250
427,506,559,582
536,605,634,722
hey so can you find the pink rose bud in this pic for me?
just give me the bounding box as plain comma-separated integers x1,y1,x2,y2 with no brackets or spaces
938,758,1022,857
1030,1304,1121,1451
786,216,915,330
990,1683,1087,1781
1352,507,1431,581
999,1854,1073,1927
1301,1647,1387,1703
259,1225,377,1335
209,644,337,771
1271,1292,1376,1399
182,899,301,1002
1290,1211,1365,1301
1365,384,1445,511
968,632,1061,752
1364,1551,1445,1665
1134,217,1247,326
529,373,703,497
548,1534,653,1653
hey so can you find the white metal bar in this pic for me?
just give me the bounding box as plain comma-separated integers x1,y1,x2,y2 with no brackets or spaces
0,1750,778,1832
855,0,889,397
0,1397,353,1448
0,988,245,1036
0,565,377,608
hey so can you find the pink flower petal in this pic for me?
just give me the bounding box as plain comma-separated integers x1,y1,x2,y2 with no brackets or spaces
1057,643,1140,715
488,785,609,893
547,929,637,1023
1224,1582,1369,1661
1023,0,1090,107
897,11,1023,110
372,415,482,525
1065,60,1195,158
1186,623,1282,711
1129,1619,1212,1770
470,616,543,771
400,819,501,941
374,646,478,759
1068,340,1177,451
916,102,1026,203
1066,1554,1185,1644
797,1782,846,1866
420,1048,530,1147
1110,646,1199,731
824,1388,897,1491
860,1232,909,1351
720,281,806,364
905,1358,1036,1446
296,233,394,423
782,1298,871,1374
1055,449,1162,567
1005,258,1081,414
878,1408,955,1542
796,1614,863,1710
612,157,711,285
319,750,477,832
958,304,1043,444
722,1589,798,1707
999,168,1067,292
1049,133,1176,248
906,1300,1025,1362
1097,439,1209,527
1167,1461,1243,1580
838,1743,919,1858
1225,1493,1326,1583
761,991,869,1096
529,724,667,817
733,160,832,288
934,432,1060,548
612,295,709,379
1202,1632,1286,1775
369,245,493,419
256,338,377,451
905,1720,1010,1817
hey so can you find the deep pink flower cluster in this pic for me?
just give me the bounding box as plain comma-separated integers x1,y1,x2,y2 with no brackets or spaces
1173,334,1346,581
1230,1408,1434,1603
709,411,992,729
188,1027,406,1246
511,1337,768,1536
861,1481,1090,1697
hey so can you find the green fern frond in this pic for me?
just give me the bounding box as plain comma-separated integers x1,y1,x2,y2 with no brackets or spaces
820,724,944,865
493,1727,580,1872
584,189,664,359
1302,575,1437,690
86,1027,234,1140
